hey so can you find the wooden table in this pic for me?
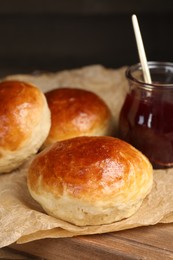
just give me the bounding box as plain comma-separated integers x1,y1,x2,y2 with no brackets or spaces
7,223,173,260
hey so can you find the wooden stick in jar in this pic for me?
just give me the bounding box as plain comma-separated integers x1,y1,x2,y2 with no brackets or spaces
132,14,152,84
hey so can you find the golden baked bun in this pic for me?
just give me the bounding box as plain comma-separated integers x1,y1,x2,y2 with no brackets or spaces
27,136,153,226
0,80,51,173
43,88,112,147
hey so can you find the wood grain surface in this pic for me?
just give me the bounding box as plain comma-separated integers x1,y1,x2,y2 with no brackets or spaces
8,223,173,260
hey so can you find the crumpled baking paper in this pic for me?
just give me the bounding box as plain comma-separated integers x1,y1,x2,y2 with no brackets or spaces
0,65,173,248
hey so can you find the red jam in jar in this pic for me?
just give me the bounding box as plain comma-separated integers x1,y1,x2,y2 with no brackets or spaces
119,62,173,169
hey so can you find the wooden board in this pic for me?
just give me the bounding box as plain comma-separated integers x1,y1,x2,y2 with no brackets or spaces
7,223,173,260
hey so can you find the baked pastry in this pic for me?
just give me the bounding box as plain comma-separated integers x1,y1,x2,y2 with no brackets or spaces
0,80,51,173
43,88,112,147
27,136,153,226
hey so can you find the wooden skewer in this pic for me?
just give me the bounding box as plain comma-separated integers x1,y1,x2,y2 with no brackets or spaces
132,14,152,84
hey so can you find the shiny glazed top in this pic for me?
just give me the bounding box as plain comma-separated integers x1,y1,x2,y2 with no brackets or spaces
0,80,44,151
43,88,112,146
28,136,152,202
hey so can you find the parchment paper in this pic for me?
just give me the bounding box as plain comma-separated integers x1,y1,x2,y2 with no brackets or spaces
0,65,173,248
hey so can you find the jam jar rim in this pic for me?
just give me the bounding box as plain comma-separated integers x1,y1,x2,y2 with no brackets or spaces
126,61,173,90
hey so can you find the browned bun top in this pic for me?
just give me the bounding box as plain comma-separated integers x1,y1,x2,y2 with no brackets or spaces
0,80,44,150
29,136,152,198
0,80,51,173
28,136,153,226
44,88,112,146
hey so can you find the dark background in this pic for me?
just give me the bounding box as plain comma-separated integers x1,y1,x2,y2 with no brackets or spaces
0,0,173,76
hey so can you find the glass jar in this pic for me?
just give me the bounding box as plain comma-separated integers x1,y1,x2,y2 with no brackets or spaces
118,61,173,169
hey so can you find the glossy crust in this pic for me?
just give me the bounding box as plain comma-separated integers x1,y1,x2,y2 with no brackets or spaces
27,136,153,226
43,88,112,147
0,80,51,173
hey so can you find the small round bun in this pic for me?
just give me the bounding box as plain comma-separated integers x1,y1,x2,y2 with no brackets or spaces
0,80,51,173
27,136,153,226
43,88,112,147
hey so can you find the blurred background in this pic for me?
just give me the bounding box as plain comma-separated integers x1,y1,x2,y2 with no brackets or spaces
0,0,173,76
